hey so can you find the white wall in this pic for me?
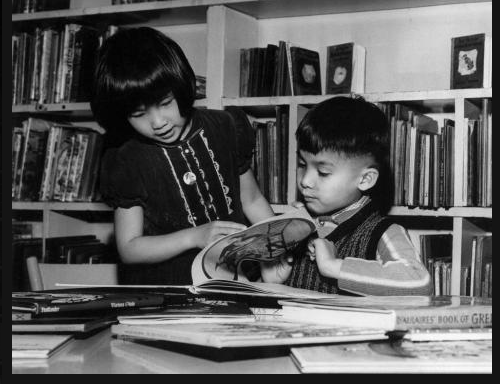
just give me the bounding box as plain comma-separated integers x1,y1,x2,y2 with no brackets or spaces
257,2,492,93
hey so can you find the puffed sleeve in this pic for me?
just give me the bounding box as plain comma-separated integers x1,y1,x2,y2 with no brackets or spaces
225,106,256,175
99,147,148,209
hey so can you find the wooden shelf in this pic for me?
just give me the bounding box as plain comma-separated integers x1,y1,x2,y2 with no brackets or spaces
272,204,492,218
12,202,112,211
12,0,489,26
222,88,493,108
12,99,207,114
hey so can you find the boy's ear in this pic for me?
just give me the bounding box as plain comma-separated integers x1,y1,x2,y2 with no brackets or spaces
358,167,379,192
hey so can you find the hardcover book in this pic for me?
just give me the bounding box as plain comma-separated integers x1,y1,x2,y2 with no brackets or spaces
111,321,387,349
191,208,317,284
289,46,322,95
278,295,492,331
12,315,116,334
12,290,167,315
450,33,492,89
117,299,256,325
290,339,492,374
326,42,366,94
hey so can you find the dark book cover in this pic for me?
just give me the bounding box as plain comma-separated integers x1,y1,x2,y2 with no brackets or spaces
12,291,167,315
450,33,486,89
12,314,116,334
326,43,354,94
18,119,51,201
290,46,321,95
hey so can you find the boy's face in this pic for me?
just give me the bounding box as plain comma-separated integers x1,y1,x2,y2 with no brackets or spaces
127,93,190,144
296,149,369,215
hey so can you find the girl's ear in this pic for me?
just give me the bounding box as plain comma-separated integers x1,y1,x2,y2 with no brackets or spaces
358,167,379,192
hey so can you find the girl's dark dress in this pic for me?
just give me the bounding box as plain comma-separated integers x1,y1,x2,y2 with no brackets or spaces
100,107,255,284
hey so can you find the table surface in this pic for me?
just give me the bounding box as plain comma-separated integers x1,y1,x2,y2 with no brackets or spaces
12,327,301,374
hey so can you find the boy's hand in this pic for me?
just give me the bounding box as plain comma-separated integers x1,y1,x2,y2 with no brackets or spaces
260,253,294,284
194,221,247,249
308,238,342,279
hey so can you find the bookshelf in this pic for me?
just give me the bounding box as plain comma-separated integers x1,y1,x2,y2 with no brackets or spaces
12,0,492,295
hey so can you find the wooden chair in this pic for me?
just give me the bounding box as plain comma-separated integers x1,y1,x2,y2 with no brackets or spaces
26,256,118,290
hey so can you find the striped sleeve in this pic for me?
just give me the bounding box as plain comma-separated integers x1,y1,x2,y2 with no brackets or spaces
337,224,433,296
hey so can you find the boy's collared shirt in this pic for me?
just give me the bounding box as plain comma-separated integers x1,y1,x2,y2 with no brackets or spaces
312,196,432,296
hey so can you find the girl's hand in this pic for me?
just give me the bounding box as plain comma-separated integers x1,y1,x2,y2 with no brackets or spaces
309,238,342,279
194,221,247,249
260,253,294,284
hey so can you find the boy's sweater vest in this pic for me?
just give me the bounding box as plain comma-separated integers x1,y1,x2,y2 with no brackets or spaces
286,201,392,293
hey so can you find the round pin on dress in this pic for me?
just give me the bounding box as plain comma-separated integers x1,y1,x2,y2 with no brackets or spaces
183,171,197,185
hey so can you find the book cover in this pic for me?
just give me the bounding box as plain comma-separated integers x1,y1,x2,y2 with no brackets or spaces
279,295,492,331
12,290,167,315
289,46,322,95
12,315,116,333
17,118,52,201
290,339,492,373
190,208,316,283
111,321,387,349
117,298,255,325
450,33,491,89
12,334,74,359
326,42,354,94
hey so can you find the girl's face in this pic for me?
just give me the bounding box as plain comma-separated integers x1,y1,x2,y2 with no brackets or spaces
296,149,366,216
127,94,191,144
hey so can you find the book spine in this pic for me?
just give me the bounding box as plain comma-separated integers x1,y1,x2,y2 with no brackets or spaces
112,324,218,348
395,305,492,330
33,296,165,315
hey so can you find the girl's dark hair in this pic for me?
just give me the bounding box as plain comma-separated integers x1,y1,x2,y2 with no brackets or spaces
296,96,393,212
91,27,196,145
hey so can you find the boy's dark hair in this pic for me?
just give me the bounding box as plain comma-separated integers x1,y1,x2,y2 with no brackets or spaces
296,96,393,212
91,27,196,145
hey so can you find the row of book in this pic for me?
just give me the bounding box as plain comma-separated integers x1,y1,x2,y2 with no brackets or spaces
251,106,289,204
381,103,454,209
12,117,104,202
462,99,492,207
417,233,492,298
12,24,118,106
12,0,69,14
239,41,365,97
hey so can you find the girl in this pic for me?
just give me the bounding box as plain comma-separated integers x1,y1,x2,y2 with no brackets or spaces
91,27,274,285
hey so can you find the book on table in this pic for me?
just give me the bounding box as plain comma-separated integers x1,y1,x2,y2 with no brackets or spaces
11,290,176,315
12,334,74,359
290,338,492,374
111,321,388,349
278,295,492,331
12,314,117,333
116,298,256,325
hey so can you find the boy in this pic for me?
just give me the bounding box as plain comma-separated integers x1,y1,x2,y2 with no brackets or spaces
262,96,433,296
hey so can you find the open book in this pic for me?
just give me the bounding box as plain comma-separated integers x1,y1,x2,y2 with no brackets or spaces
189,208,336,299
58,208,336,300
